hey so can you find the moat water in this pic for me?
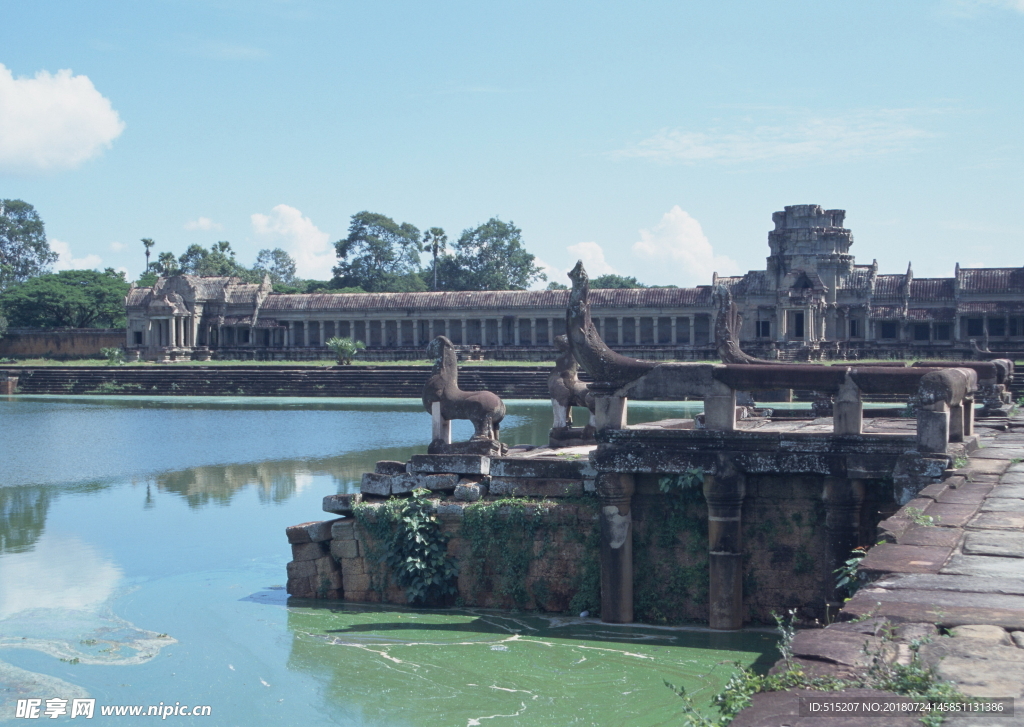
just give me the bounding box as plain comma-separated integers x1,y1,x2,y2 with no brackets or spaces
0,396,778,725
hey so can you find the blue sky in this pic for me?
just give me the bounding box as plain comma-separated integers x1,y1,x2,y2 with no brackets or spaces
1,0,1022,287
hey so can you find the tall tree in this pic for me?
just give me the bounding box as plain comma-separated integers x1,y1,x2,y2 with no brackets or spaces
421,227,447,291
253,248,297,285
333,212,424,292
0,199,58,291
0,269,130,328
590,274,647,289
178,241,254,279
155,251,179,275
141,238,155,274
447,218,545,291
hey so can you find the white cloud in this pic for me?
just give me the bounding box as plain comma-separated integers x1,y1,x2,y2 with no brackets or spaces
531,256,561,290
251,204,334,280
613,110,933,165
566,241,616,277
109,241,125,252
630,206,738,286
0,63,125,173
184,216,222,231
50,239,103,271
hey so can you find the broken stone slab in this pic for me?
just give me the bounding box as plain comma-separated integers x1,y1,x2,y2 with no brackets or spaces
942,554,1024,579
916,481,949,500
488,477,584,498
871,573,1024,596
286,519,342,544
982,498,1024,512
967,511,1024,531
963,531,1024,557
360,472,399,497
323,493,362,515
790,629,883,667
419,473,461,492
859,544,953,575
408,454,490,475
842,586,1024,629
950,624,1013,645
374,460,407,475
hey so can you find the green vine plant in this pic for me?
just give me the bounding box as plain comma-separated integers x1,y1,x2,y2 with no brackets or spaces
904,506,940,527
353,489,458,605
834,545,868,600
668,610,975,727
100,347,125,365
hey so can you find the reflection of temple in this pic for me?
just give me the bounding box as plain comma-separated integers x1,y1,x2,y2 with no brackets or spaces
125,205,1024,360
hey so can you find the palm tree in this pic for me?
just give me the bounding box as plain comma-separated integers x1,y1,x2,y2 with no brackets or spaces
325,337,366,365
142,238,155,274
422,227,447,291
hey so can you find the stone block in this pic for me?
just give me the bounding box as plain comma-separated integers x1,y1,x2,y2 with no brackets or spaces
437,502,466,518
331,519,355,540
967,511,1024,530
286,576,314,598
454,483,483,502
950,624,1012,645
920,639,1024,698
942,554,1024,579
323,493,362,515
287,559,316,579
489,457,587,480
408,454,490,475
375,460,407,475
291,541,329,562
488,477,584,498
937,485,991,505
343,573,371,593
340,557,367,576
420,473,460,492
286,519,341,543
964,531,1024,557
927,503,981,527
330,538,359,560
361,472,396,496
898,524,962,548
859,544,952,575
991,484,1024,498
916,482,948,500
982,498,1024,512
966,458,1013,475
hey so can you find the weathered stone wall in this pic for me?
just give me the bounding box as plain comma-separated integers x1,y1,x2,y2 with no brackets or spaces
0,328,125,358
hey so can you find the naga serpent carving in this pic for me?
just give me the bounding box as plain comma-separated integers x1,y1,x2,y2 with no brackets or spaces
566,261,656,385
713,284,783,365
423,335,505,441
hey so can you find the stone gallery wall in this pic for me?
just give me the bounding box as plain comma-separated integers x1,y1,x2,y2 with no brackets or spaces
0,328,125,358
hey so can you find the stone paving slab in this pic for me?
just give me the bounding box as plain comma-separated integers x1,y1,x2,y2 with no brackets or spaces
968,511,1024,530
843,587,1024,629
971,448,1024,460
982,498,1024,512
898,523,963,547
964,531,1024,557
729,689,924,727
790,629,882,667
943,554,1024,579
965,459,1014,475
919,639,1024,699
871,573,1024,595
926,502,983,527
859,544,953,574
938,484,995,505
998,472,1024,485
992,484,1024,497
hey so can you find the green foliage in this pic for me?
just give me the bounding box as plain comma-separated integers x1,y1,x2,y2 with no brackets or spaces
904,506,939,526
177,241,256,279
353,490,458,605
136,271,159,287
462,498,549,607
952,454,969,469
0,268,130,328
100,347,125,365
422,227,447,291
0,199,57,291
834,546,868,598
590,273,647,289
325,336,366,365
546,281,568,290
333,211,424,292
435,218,545,291
253,248,297,285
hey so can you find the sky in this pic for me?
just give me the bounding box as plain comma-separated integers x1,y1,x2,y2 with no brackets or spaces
0,0,1022,288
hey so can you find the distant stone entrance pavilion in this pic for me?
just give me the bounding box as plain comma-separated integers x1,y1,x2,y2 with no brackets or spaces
125,204,1024,361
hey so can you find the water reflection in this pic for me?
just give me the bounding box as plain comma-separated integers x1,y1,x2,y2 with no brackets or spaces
0,487,53,555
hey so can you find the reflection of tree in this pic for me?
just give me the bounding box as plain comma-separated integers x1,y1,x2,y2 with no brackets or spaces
0,486,53,554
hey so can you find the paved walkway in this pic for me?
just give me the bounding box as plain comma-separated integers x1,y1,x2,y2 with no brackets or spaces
734,415,1024,726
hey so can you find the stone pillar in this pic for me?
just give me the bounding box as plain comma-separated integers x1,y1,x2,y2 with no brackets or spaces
530,318,537,347
596,472,635,624
833,373,863,435
917,402,950,454
671,317,678,345
949,401,965,442
514,318,521,346
823,476,866,593
703,456,746,630
704,380,736,431
431,401,451,446
497,319,504,346
778,308,788,342
591,383,628,430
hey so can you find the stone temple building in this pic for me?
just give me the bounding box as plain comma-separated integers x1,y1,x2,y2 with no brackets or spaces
124,204,1024,361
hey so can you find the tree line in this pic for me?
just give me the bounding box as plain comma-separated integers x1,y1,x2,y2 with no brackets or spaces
0,199,661,331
